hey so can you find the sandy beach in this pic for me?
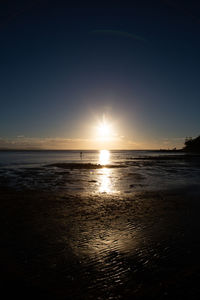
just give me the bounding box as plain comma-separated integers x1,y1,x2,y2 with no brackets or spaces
1,185,200,299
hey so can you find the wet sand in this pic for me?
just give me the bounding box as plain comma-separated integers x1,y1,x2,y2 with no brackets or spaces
1,186,200,299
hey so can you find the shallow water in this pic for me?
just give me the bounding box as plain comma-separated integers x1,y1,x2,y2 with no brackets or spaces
0,150,200,192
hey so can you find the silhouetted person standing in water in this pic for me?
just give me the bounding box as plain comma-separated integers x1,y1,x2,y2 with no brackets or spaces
80,151,83,160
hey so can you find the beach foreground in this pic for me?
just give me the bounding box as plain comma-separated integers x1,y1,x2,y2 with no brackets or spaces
1,186,200,299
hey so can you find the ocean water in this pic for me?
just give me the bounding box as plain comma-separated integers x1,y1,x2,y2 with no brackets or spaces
0,150,200,193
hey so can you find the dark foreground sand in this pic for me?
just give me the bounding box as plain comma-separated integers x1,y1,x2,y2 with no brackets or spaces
1,187,200,299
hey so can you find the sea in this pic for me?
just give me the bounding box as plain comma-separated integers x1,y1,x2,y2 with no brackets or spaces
0,150,200,193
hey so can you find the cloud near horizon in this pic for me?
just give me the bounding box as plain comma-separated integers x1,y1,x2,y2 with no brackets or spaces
0,136,185,150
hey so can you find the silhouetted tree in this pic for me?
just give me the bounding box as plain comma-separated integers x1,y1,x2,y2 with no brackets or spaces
183,135,200,152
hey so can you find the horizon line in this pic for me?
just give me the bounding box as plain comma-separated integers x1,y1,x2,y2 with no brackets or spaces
0,148,181,151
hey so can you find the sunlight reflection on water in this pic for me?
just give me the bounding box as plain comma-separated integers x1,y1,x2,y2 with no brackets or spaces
99,167,112,193
99,150,110,165
98,150,114,193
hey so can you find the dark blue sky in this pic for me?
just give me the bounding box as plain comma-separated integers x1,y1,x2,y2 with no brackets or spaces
0,0,200,149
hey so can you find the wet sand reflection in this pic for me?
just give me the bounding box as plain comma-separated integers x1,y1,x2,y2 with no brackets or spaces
98,167,113,193
1,187,196,299
63,189,192,299
68,193,145,296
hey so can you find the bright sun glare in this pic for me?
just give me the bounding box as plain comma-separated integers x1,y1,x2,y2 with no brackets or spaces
98,123,111,137
97,120,113,140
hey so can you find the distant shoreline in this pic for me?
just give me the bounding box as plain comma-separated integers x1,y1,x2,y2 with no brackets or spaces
0,148,183,152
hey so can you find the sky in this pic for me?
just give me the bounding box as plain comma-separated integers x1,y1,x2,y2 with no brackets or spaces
0,0,200,149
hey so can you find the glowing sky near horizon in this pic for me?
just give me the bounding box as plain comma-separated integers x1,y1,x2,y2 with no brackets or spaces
0,0,200,149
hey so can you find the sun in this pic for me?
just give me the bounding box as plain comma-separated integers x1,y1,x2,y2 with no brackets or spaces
97,120,113,139
98,123,111,137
